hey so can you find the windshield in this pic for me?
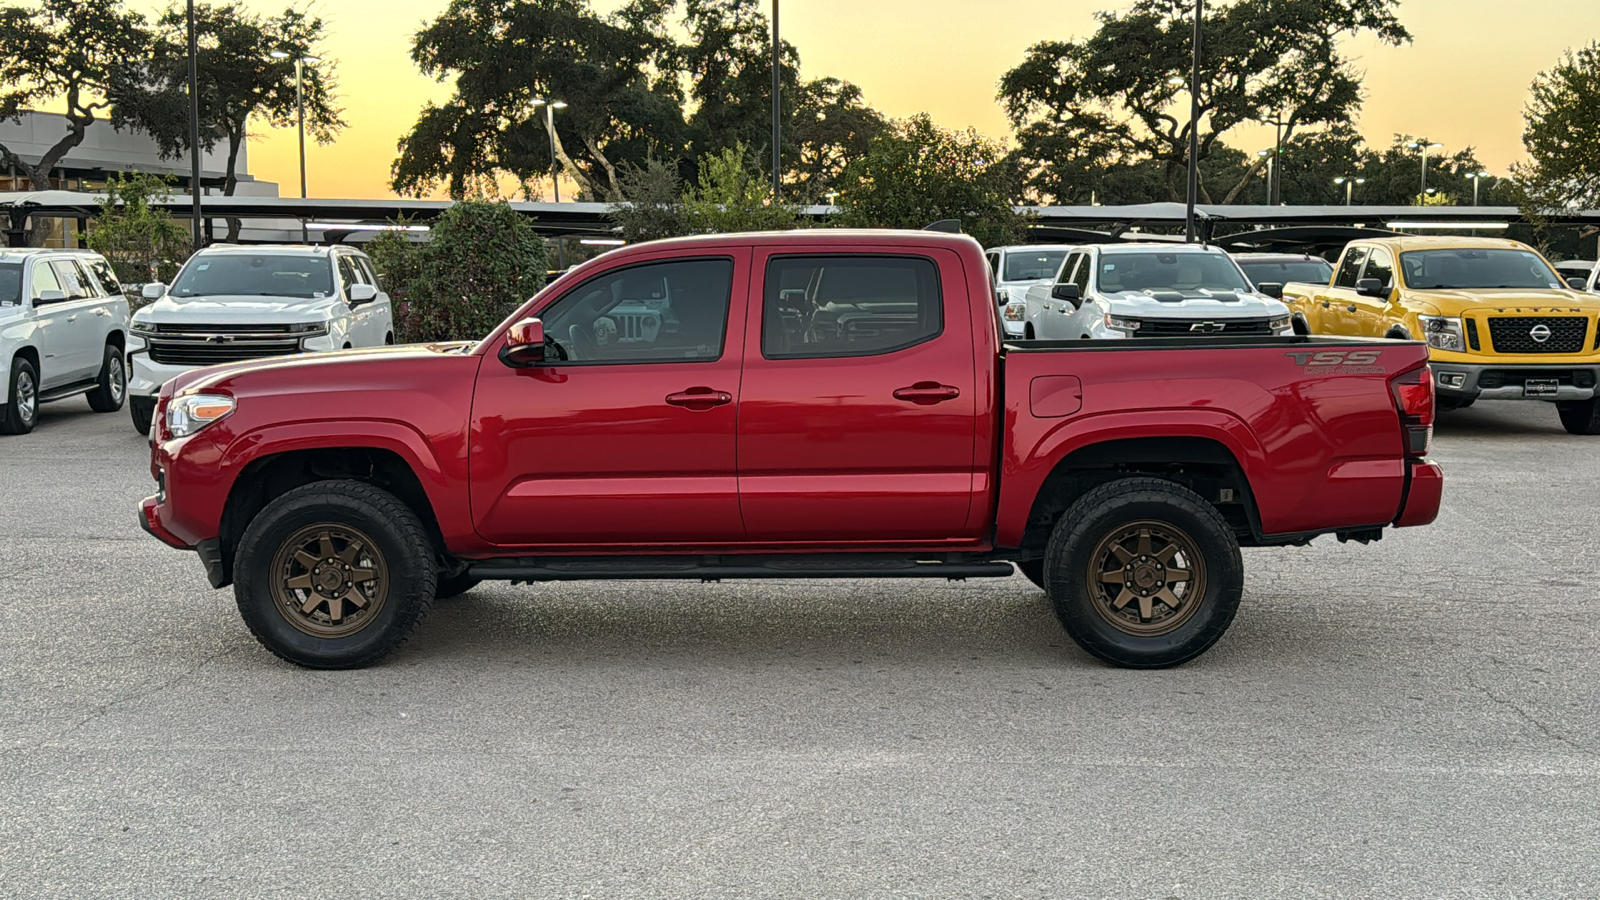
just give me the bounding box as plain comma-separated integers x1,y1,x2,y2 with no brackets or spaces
1097,252,1251,293
1237,259,1333,287
1399,249,1562,290
1002,250,1068,282
0,263,20,307
170,254,336,299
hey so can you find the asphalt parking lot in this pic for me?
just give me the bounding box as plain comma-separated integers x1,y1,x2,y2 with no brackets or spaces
2,396,1597,899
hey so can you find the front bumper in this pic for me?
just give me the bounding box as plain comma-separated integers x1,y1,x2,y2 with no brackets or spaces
128,351,195,398
1430,362,1599,401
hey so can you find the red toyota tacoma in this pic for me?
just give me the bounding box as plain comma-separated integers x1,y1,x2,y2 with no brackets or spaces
139,231,1442,669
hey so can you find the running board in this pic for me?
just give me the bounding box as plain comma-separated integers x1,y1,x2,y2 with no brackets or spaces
467,555,1017,583
37,379,97,403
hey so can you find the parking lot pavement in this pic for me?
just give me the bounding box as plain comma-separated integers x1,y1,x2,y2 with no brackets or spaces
2,397,1597,898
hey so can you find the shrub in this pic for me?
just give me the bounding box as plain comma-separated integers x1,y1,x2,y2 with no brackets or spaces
402,200,547,343
81,172,190,305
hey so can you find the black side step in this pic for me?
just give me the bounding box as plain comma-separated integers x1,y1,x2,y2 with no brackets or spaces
467,555,1017,583
37,379,97,403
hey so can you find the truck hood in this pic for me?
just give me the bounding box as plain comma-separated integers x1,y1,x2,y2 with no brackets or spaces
1404,288,1600,314
168,341,477,397
137,293,345,324
1101,290,1289,318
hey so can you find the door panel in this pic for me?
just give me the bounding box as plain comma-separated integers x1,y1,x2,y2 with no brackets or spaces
1354,247,1397,335
737,248,978,542
28,261,72,388
469,251,751,547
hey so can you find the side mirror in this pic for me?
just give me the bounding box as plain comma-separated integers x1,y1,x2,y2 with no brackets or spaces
1355,277,1388,298
1566,276,1589,290
35,289,66,304
1051,282,1082,305
1256,281,1284,299
348,283,378,305
498,317,546,367
141,282,165,300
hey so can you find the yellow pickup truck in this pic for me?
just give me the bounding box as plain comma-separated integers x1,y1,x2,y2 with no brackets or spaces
1279,236,1600,434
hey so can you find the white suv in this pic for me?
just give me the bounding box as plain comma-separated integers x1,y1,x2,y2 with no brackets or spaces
0,249,131,435
1024,243,1292,340
983,244,1073,338
128,244,396,434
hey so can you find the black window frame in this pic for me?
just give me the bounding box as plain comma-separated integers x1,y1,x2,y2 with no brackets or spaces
760,253,945,361
1072,253,1093,292
534,255,737,367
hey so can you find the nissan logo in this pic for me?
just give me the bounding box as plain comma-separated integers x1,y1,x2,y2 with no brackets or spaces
1529,324,1552,343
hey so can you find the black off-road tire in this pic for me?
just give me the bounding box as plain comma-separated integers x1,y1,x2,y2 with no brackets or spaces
434,570,481,600
130,395,155,436
1044,477,1244,668
1,357,38,435
1557,397,1600,435
1016,559,1046,591
85,343,126,412
233,480,437,669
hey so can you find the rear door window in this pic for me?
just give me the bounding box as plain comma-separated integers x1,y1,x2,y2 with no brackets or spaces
50,260,95,299
762,255,942,359
1335,247,1369,288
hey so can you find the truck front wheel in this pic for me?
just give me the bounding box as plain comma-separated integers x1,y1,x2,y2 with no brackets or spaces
233,480,437,668
1557,397,1600,435
1044,478,1243,668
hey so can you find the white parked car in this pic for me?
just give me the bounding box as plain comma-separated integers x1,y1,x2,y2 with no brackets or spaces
984,244,1073,338
0,248,131,435
128,244,396,434
1023,243,1293,340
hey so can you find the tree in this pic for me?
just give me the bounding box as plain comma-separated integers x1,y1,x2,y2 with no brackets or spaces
786,77,886,200
394,0,689,202
1356,136,1504,207
402,200,547,343
1516,43,1600,211
999,0,1410,203
113,2,344,240
80,172,189,296
607,158,693,242
682,143,800,233
833,114,1021,248
0,0,150,242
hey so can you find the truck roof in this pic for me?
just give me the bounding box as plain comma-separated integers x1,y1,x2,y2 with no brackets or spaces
1353,234,1537,253
191,243,351,257
604,229,983,255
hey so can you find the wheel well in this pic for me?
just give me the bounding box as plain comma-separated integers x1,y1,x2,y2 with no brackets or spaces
1291,314,1311,335
12,345,39,374
1386,325,1411,339
106,330,125,354
217,448,449,586
1017,437,1261,559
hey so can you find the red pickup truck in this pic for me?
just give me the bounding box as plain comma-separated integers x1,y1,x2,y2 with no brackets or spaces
140,231,1442,670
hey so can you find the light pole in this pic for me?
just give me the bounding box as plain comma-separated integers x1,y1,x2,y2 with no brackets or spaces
1334,175,1366,205
530,97,569,202
771,0,781,199
1256,150,1273,204
187,0,201,251
1467,170,1490,206
1264,111,1285,204
1406,138,1443,205
270,50,319,200
1183,0,1202,242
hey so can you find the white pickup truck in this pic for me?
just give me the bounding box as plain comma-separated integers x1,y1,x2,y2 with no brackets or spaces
128,244,395,434
984,244,1072,338
0,248,131,435
1024,243,1292,340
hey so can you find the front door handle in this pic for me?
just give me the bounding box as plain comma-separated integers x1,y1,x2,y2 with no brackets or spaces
665,386,732,410
893,382,961,405
65,314,77,322
1321,300,1331,308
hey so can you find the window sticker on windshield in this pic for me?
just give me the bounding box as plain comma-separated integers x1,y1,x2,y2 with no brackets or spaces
313,291,325,297
1104,264,1115,270
196,263,209,271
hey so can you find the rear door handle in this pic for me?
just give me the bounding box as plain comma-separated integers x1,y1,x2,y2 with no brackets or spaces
893,382,961,405
665,386,732,409
1346,305,1358,312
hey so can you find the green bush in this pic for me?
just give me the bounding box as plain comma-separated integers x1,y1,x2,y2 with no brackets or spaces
401,200,547,343
81,172,190,305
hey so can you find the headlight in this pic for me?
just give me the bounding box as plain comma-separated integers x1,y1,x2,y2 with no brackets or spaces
1417,315,1465,352
1104,314,1141,333
1004,301,1026,321
167,393,234,438
286,322,329,335
131,320,157,334
1269,315,1292,334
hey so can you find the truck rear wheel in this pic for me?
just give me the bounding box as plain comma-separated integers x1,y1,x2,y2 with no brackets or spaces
1557,398,1600,435
1044,478,1243,668
233,480,437,668
85,343,126,412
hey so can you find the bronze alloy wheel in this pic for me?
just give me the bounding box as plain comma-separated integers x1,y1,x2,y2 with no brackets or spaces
269,524,390,639
1086,519,1207,637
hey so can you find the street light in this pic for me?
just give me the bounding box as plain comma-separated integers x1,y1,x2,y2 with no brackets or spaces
1333,175,1366,205
187,0,201,251
270,49,319,200
530,97,569,203
1256,149,1273,204
1406,138,1443,205
1466,170,1491,207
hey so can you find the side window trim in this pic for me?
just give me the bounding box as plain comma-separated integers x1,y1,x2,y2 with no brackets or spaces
1074,253,1093,292
1361,247,1395,289
1056,253,1078,285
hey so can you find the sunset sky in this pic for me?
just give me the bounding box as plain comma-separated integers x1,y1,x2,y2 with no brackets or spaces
126,0,1600,200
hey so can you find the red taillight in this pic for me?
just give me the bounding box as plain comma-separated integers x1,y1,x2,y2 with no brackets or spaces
1389,364,1434,456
